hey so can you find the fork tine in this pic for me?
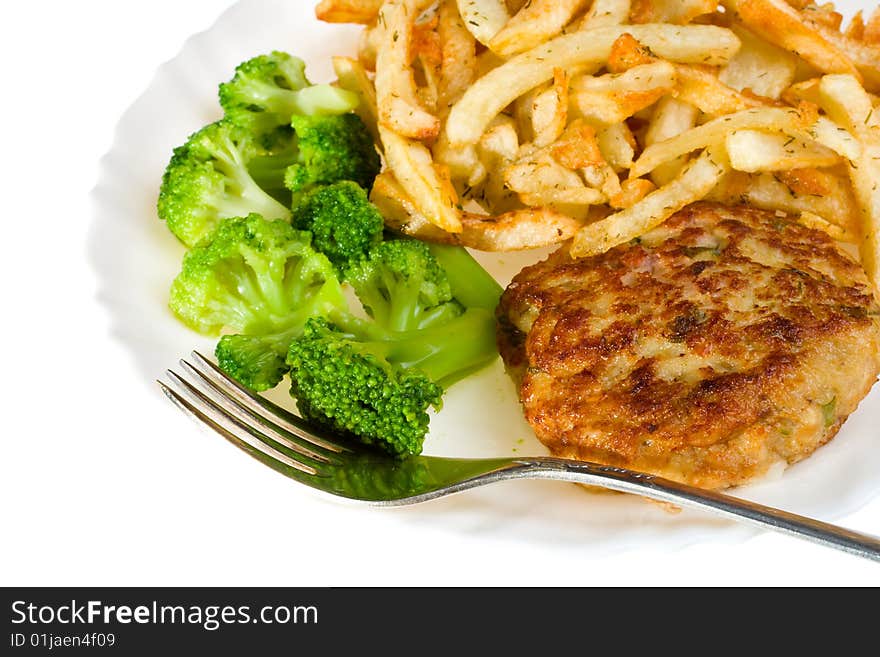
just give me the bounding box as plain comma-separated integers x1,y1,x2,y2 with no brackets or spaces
178,359,337,465
160,372,322,477
189,351,352,454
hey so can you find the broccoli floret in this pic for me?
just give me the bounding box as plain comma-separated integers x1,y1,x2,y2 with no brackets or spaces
245,126,298,204
347,239,461,332
291,181,384,275
169,213,346,336
219,51,359,134
287,307,498,456
282,228,501,455
215,327,302,392
158,121,292,247
285,114,381,205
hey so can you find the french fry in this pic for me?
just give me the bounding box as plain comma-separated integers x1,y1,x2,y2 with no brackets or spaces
645,96,700,185
803,19,880,92
372,172,584,250
630,106,860,179
551,120,605,169
718,25,798,100
456,208,586,251
797,211,851,241
598,122,637,171
457,0,510,46
721,0,861,79
532,69,569,148
726,129,841,171
709,169,861,241
411,13,443,112
866,7,880,44
438,0,477,111
629,0,718,24
570,61,677,125
609,177,657,209
571,146,730,257
380,126,462,233
455,0,510,47
816,74,880,291
332,56,380,146
579,0,631,29
444,23,741,147
489,0,591,57
604,33,766,115
375,0,441,140
434,133,487,186
358,22,381,71
606,32,656,72
674,63,768,115
316,0,383,24
505,152,603,205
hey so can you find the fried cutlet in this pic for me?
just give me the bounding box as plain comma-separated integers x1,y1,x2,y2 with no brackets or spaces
497,202,880,489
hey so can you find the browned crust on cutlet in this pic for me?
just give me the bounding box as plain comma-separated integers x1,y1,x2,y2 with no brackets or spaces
497,202,880,489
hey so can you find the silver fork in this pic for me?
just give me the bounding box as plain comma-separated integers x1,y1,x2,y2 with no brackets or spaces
159,351,880,563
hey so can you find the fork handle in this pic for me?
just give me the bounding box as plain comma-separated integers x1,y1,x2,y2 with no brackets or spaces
514,457,880,561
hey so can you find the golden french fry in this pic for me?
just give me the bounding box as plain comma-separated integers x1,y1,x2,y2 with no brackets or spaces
570,61,677,125
444,23,741,147
607,32,657,72
597,122,636,171
645,96,700,186
609,177,657,209
579,0,631,29
726,129,841,172
630,106,860,179
479,116,520,164
800,4,843,31
709,169,861,241
434,133,487,186
721,0,861,79
571,146,730,257
357,22,381,71
504,153,590,196
798,211,850,241
375,0,441,140
584,162,623,199
380,126,462,233
629,0,718,24
370,172,459,244
718,25,798,100
332,56,380,146
456,208,585,251
803,19,880,92
816,74,880,291
866,7,880,44
316,0,383,24
519,187,607,207
373,172,583,250
531,69,569,148
455,0,510,46
489,0,591,57
675,64,767,115
550,120,605,169
438,0,477,111
411,13,442,112
604,33,766,114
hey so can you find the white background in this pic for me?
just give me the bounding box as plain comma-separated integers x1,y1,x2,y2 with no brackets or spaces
1,0,879,586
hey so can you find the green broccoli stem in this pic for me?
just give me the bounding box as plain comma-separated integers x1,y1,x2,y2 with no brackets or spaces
382,270,428,333
236,81,358,122
330,307,498,389
211,131,291,222
425,244,503,310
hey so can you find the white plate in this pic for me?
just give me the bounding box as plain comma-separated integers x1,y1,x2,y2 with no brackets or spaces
91,0,880,554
